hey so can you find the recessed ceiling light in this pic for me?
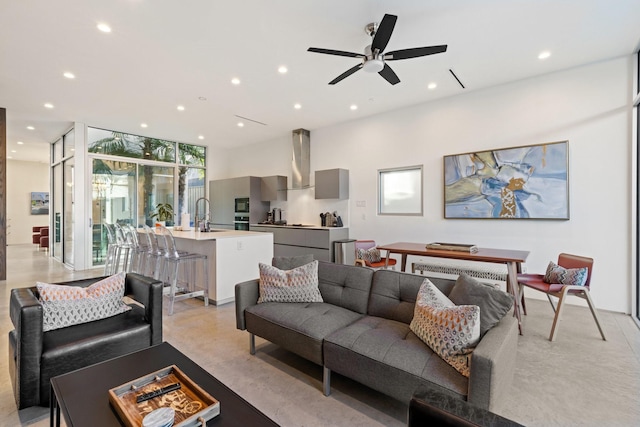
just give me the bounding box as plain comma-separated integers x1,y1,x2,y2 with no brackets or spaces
538,51,551,60
427,82,437,90
278,66,288,74
294,103,301,110
177,105,185,111
141,123,148,128
63,72,75,79
71,148,75,151
17,141,24,145
231,78,241,85
198,135,204,140
350,104,358,111
97,23,111,33
237,122,244,127
44,103,54,109
27,126,35,130
11,150,16,153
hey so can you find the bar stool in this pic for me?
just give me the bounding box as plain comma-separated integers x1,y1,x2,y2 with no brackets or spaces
125,224,148,274
156,226,209,315
103,223,119,275
141,225,165,280
114,223,133,273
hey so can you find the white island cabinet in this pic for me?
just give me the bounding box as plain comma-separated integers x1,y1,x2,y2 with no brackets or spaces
170,229,273,305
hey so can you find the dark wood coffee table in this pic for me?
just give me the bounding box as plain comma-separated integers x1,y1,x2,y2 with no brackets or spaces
50,342,278,426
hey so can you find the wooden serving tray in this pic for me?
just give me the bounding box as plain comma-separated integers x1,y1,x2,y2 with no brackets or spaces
108,365,220,426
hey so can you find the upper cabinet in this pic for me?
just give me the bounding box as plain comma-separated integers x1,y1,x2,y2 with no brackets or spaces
315,169,349,199
261,175,288,201
210,176,268,225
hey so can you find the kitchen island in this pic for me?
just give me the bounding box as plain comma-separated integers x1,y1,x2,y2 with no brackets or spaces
170,228,273,305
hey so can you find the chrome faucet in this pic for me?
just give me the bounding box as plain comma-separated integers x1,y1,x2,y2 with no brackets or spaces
195,197,210,231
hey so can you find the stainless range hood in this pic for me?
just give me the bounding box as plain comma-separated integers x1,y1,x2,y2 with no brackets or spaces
291,128,310,189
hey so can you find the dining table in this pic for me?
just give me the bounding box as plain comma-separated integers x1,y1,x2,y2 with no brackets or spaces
376,242,530,334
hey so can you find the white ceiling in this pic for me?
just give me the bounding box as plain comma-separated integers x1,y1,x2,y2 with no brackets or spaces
1,0,639,164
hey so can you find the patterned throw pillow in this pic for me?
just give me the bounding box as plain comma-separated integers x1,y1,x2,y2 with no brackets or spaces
357,247,382,263
543,261,588,286
409,279,480,377
37,273,131,332
258,260,323,303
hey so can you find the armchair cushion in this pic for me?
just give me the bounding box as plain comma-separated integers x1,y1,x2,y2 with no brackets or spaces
543,261,588,286
37,272,131,331
357,247,382,263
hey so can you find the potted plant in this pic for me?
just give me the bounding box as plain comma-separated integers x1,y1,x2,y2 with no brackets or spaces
150,203,174,226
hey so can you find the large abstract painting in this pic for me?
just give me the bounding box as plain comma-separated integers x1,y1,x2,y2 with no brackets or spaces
444,141,569,219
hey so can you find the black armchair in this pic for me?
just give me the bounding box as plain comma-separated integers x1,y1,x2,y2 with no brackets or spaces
8,273,163,409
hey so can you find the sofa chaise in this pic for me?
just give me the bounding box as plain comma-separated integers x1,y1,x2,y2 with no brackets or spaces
235,260,518,411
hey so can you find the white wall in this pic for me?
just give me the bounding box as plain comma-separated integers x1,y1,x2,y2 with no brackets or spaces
7,159,49,245
218,56,634,314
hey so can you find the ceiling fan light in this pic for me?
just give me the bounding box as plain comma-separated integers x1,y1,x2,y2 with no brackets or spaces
363,59,384,73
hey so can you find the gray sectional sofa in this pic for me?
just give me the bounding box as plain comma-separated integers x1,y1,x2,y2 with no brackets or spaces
235,260,518,411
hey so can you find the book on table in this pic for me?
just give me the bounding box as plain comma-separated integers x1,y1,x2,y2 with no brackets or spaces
425,242,479,253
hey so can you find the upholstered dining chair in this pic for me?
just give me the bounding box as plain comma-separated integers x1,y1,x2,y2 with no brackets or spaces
354,240,397,269
517,253,606,342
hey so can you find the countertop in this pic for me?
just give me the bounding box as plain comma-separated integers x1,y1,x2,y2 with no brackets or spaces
169,228,271,240
250,224,348,231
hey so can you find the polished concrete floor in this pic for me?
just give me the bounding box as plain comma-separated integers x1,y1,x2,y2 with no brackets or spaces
1,244,639,426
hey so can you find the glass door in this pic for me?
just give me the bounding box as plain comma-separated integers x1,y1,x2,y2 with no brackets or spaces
92,159,137,266
63,159,74,265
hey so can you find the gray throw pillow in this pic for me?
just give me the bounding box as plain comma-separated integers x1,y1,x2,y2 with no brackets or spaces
448,273,513,337
272,254,314,270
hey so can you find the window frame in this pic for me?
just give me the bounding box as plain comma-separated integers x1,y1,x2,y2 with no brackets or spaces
377,165,424,216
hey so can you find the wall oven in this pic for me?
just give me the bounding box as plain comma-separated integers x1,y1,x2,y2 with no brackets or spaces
234,198,249,213
234,216,249,231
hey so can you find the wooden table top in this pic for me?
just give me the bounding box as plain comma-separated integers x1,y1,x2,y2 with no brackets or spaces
376,242,530,263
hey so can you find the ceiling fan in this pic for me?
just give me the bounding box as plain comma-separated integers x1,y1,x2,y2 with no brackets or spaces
308,14,447,85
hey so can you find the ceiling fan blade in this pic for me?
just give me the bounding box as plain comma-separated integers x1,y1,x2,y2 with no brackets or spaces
378,63,400,85
385,45,448,61
329,63,363,85
308,47,365,58
371,14,397,53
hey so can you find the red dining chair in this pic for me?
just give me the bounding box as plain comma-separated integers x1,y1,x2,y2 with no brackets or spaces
354,240,397,270
517,253,606,342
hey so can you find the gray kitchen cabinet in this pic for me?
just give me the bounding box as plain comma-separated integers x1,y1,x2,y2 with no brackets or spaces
210,179,234,225
250,225,349,262
261,175,287,201
210,176,269,226
315,168,349,199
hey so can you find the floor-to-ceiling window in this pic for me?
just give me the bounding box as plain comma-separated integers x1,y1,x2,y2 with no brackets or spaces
51,129,75,267
87,127,206,267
